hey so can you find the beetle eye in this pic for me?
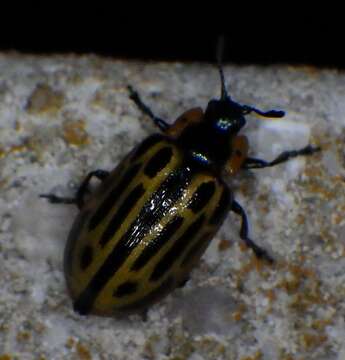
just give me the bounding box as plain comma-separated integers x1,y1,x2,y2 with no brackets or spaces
214,118,231,132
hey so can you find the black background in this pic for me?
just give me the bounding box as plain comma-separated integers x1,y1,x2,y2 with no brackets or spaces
1,33,343,69
0,10,343,69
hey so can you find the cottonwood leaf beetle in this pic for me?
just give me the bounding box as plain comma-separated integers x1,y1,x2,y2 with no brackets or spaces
41,63,320,316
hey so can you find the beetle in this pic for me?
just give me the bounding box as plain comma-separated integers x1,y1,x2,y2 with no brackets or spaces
41,65,320,316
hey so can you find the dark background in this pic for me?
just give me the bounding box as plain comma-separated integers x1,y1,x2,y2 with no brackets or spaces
1,34,343,68
0,14,342,68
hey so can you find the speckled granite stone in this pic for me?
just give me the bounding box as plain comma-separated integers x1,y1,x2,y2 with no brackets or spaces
0,53,344,360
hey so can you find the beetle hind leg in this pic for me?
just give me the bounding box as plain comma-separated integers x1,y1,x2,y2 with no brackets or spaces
128,85,170,132
40,169,109,210
74,170,109,208
39,193,76,204
231,200,273,263
177,276,190,288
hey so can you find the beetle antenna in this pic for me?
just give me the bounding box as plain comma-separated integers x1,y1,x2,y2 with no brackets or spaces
216,36,229,100
218,65,228,100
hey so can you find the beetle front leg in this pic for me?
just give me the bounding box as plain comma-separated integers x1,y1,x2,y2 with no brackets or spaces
243,145,320,169
40,169,109,210
128,85,170,132
231,200,273,263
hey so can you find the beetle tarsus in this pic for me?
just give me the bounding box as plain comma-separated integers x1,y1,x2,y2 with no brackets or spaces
241,105,285,118
231,200,273,264
40,194,76,205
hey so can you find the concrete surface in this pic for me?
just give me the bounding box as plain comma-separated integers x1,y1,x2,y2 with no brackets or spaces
0,53,344,359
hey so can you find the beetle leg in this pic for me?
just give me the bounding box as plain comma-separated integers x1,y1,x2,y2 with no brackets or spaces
39,194,76,205
241,105,285,118
139,309,149,322
40,169,109,210
231,200,273,263
177,276,190,288
128,85,170,132
74,169,109,208
243,145,321,169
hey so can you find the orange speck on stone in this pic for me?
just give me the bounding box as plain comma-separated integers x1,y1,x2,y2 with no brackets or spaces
26,83,64,114
298,254,306,263
331,213,343,225
16,330,31,342
63,120,90,146
264,289,276,303
303,166,323,178
15,121,23,132
287,65,319,77
307,183,335,200
9,144,27,154
289,264,315,279
311,318,332,331
239,242,248,253
240,350,262,360
300,332,327,349
76,342,92,360
232,303,246,322
296,214,305,225
66,337,76,349
218,239,231,251
0,355,13,360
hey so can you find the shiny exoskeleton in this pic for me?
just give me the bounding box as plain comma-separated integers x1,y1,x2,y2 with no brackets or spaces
41,66,320,316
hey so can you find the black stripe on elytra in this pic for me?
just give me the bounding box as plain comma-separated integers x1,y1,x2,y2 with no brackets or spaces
117,276,174,312
150,214,205,281
187,181,216,213
180,231,213,267
131,215,184,271
132,134,163,161
113,281,138,297
64,209,91,276
99,183,145,247
73,167,191,315
80,245,93,270
88,163,141,231
209,187,231,225
144,147,173,178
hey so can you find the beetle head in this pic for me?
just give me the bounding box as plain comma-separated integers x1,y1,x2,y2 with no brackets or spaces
204,66,246,136
204,65,285,136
